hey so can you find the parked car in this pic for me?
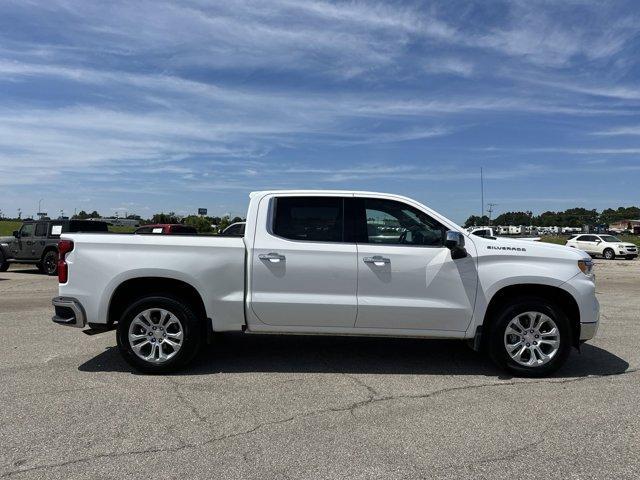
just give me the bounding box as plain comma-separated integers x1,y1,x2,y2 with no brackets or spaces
52,190,599,377
566,234,638,260
0,219,108,274
134,224,197,235
220,221,245,236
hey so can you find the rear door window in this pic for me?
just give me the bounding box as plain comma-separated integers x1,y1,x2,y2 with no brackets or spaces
273,197,344,242
35,222,48,237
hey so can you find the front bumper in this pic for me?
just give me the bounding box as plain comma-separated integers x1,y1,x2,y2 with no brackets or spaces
52,296,86,328
579,321,599,341
579,294,599,341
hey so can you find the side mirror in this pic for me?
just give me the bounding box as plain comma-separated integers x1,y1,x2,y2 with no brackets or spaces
445,231,467,259
13,230,19,238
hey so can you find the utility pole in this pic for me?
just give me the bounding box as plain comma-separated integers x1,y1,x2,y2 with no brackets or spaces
17,208,22,219
487,203,497,225
480,167,484,219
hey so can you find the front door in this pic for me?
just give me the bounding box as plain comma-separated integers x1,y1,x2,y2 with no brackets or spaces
16,223,36,260
354,197,478,332
577,235,598,253
250,196,358,328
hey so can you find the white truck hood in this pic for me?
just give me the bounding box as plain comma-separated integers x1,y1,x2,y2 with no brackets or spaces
475,235,588,261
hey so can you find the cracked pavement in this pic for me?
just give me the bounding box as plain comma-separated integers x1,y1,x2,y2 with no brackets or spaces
1,260,639,479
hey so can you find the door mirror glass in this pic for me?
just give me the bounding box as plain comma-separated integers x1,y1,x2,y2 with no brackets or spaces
445,230,465,249
13,230,19,237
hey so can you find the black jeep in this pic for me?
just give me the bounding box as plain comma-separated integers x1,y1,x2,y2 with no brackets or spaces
0,220,108,275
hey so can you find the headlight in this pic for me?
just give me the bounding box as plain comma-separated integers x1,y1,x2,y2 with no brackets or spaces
618,244,627,249
578,259,594,275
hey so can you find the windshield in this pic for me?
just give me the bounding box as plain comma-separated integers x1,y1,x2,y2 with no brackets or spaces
599,235,621,243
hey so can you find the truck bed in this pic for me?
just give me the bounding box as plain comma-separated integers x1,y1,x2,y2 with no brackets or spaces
60,233,246,331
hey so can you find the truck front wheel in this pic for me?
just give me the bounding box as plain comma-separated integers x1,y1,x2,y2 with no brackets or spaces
116,295,203,373
488,297,571,377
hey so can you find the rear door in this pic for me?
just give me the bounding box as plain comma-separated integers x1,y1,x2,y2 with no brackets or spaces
250,195,358,328
353,197,478,332
32,222,48,260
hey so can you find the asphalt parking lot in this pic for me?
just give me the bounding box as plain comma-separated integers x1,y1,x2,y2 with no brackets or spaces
1,260,639,479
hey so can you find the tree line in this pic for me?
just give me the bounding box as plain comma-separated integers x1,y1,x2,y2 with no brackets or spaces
464,206,640,228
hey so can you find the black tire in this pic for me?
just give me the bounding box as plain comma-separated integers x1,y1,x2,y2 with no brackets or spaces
488,296,572,377
36,262,45,273
603,248,615,260
42,250,58,275
0,252,9,272
116,295,203,373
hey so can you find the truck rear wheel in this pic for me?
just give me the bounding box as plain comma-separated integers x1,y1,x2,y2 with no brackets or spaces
116,295,203,373
488,297,571,377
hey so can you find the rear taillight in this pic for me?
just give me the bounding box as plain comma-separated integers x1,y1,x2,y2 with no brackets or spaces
58,240,74,283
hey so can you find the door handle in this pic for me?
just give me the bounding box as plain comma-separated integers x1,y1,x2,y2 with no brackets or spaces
363,256,390,266
259,252,286,263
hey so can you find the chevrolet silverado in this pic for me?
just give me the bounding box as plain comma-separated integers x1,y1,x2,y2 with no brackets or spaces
52,190,599,376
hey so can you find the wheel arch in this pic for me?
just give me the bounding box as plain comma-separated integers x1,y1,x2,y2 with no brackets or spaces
41,245,58,260
107,277,208,328
482,284,581,349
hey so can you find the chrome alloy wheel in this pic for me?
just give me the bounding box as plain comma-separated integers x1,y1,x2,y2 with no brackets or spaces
128,308,184,363
504,311,560,367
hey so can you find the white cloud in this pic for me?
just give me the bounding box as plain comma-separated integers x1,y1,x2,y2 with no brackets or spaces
592,125,640,136
424,57,474,77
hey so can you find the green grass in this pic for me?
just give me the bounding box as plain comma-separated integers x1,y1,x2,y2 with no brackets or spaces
0,220,21,236
539,235,567,245
618,234,640,247
540,234,640,247
108,225,136,233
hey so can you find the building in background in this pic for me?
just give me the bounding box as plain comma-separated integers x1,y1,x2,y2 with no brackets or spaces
609,220,640,234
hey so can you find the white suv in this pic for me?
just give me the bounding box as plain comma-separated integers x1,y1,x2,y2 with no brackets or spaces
566,234,638,260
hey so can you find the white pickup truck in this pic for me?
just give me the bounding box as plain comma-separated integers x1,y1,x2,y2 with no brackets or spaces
52,191,599,376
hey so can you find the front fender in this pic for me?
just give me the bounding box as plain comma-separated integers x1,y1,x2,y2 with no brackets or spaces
466,253,584,338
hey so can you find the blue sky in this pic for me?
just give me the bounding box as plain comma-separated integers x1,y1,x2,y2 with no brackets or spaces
1,0,639,223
